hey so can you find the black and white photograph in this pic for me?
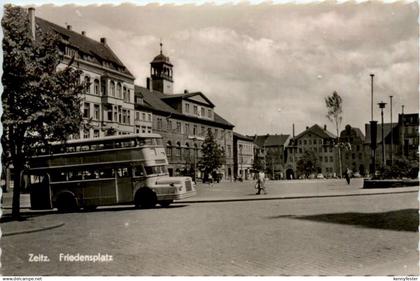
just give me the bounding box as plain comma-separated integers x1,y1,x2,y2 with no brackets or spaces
1,0,419,277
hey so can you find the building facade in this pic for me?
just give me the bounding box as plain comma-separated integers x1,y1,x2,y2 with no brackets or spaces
233,133,255,180
134,50,235,181
286,125,338,179
34,11,136,139
252,134,291,180
340,125,368,176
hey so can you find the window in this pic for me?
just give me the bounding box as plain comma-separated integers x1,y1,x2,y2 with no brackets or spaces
84,76,91,94
93,129,100,138
313,140,317,145
94,104,100,120
193,105,198,115
147,126,152,133
227,145,231,157
83,129,90,139
329,147,333,153
184,123,190,135
123,86,129,102
201,107,205,117
329,156,333,162
208,109,212,118
135,126,140,134
83,103,90,118
185,103,190,113
148,114,152,122
176,122,181,134
215,129,218,138
319,157,322,162
167,120,172,131
110,81,115,96
157,118,163,130
107,107,113,121
135,112,140,121
117,83,122,98
166,141,172,158
304,140,307,145
325,156,328,162
94,79,99,95
201,126,205,136
193,125,197,135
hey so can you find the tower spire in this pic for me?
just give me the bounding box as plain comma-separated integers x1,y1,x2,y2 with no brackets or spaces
160,40,163,55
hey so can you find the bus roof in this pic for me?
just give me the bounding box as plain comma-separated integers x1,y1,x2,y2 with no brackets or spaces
51,133,163,146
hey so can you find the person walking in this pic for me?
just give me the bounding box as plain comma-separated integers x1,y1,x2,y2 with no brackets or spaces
256,170,267,195
345,168,351,185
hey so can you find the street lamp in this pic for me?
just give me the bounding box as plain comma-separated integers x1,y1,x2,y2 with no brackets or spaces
188,135,204,184
378,101,387,170
369,74,378,176
239,144,243,180
389,95,393,166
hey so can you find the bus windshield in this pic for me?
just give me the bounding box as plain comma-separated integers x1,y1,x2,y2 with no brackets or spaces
144,165,168,176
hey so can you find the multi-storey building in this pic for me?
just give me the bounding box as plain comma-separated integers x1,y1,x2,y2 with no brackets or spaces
364,113,419,171
252,134,291,180
339,125,367,176
286,124,338,179
134,49,235,180
233,133,255,180
33,9,136,139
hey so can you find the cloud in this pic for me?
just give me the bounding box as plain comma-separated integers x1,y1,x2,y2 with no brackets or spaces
34,3,419,136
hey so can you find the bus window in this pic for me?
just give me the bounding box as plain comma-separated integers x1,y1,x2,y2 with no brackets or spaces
68,170,83,181
67,146,76,153
145,166,166,175
101,168,115,178
133,165,145,177
50,170,67,182
81,145,90,151
121,140,135,148
116,167,130,177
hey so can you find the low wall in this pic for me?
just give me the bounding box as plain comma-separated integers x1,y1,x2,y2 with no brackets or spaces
363,179,419,189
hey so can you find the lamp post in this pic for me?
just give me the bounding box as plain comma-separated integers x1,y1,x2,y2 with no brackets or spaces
389,95,393,166
369,74,378,176
378,101,387,170
188,135,204,184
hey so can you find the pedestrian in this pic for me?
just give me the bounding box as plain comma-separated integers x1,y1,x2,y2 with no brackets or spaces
345,168,351,185
256,170,267,195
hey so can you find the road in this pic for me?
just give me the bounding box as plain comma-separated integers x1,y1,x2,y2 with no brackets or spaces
2,189,418,276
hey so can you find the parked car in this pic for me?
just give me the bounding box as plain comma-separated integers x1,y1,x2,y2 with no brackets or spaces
316,173,325,179
352,172,361,178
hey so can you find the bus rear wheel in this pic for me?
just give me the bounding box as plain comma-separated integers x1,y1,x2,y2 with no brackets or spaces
56,193,79,213
135,188,157,209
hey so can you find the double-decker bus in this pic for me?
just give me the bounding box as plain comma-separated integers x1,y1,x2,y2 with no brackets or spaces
25,134,196,211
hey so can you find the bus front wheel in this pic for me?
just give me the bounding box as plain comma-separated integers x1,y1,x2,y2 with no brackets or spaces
56,193,79,213
135,188,157,209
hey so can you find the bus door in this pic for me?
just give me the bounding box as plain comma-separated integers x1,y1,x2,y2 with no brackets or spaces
27,172,53,209
115,167,133,203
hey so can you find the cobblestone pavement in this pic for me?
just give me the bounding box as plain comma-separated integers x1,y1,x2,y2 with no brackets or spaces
2,191,418,276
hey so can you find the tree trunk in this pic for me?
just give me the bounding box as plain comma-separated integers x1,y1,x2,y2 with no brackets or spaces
11,160,24,219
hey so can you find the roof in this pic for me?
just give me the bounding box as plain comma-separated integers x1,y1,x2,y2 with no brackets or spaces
295,124,336,140
252,134,290,147
161,92,215,107
340,125,365,140
365,123,398,144
151,53,172,65
233,132,254,142
35,17,134,78
135,85,234,128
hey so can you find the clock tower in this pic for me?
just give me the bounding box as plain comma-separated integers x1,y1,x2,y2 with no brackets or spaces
150,43,173,94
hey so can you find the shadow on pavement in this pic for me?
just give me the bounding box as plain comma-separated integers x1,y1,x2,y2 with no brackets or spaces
268,209,418,232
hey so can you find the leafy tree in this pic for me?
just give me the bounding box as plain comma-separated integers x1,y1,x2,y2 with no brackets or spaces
199,129,225,180
2,5,87,219
252,155,264,172
325,91,343,177
296,150,320,178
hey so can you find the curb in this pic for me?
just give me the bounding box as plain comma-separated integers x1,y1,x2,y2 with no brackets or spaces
176,189,418,204
2,222,65,237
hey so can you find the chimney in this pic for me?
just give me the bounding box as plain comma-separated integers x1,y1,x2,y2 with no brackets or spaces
28,7,35,39
184,89,189,94
292,123,295,138
100,37,107,44
324,124,327,130
306,126,309,130
146,78,153,91
67,25,72,31
81,31,86,36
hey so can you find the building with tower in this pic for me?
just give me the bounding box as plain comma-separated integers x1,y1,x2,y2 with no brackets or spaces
134,45,235,181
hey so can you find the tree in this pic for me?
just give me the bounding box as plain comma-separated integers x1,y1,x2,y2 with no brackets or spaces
252,155,264,172
2,5,87,219
325,91,343,177
296,150,320,178
199,129,225,180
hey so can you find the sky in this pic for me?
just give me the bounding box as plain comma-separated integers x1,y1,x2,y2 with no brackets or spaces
17,1,419,136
